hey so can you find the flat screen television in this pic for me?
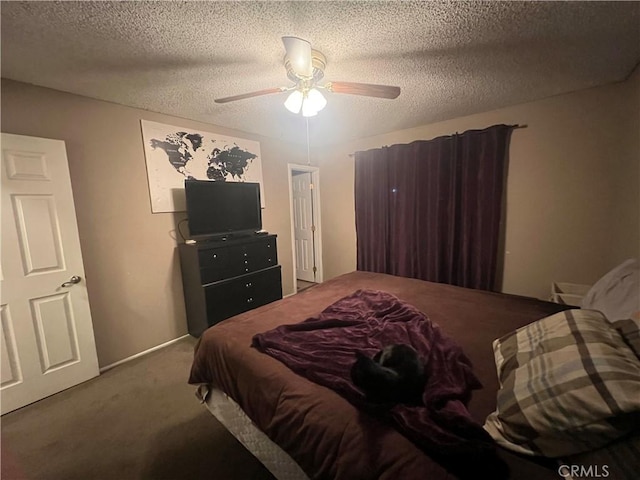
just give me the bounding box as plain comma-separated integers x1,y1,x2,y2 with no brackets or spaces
185,179,262,239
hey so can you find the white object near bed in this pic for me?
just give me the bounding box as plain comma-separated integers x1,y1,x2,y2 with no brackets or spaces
581,258,640,320
550,282,591,306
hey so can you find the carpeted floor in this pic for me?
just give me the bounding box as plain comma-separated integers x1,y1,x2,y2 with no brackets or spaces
1,337,275,480
296,280,316,292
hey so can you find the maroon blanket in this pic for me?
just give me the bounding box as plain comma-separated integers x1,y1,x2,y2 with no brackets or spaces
252,289,508,478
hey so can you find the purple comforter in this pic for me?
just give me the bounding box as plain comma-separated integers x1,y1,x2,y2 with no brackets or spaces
252,289,508,478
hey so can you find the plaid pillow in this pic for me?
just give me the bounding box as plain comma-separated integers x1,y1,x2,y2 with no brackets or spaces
484,309,640,457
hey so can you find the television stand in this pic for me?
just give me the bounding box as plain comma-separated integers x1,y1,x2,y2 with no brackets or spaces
178,233,282,336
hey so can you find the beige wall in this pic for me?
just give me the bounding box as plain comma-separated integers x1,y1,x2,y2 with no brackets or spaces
319,70,640,300
608,67,640,263
1,79,307,367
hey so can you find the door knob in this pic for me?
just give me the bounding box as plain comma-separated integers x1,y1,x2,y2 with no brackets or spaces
61,275,82,287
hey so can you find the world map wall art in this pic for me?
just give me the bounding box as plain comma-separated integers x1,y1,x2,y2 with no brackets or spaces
140,119,264,213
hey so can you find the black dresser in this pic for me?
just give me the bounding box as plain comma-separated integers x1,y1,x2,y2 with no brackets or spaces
178,234,282,336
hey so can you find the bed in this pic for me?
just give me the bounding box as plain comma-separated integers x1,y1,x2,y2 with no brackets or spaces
188,270,640,480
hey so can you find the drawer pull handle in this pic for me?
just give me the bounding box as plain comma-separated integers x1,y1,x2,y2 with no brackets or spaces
245,268,249,272
244,253,247,257
245,282,252,288
244,260,248,264
247,297,253,303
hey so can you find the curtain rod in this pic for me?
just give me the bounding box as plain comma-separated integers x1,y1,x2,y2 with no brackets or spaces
347,124,528,157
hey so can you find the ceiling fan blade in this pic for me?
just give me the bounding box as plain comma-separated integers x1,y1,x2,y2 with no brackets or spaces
214,87,287,104
325,81,401,99
282,36,313,78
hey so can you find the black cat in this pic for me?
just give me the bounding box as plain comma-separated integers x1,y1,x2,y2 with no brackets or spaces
350,344,426,405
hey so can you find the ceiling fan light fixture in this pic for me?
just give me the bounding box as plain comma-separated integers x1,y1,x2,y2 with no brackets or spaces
284,90,303,114
285,88,326,117
301,88,326,117
301,102,318,117
307,88,327,111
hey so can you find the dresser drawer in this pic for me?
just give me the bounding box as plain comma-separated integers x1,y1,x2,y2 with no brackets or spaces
198,245,245,283
243,236,278,268
199,237,278,284
204,266,282,326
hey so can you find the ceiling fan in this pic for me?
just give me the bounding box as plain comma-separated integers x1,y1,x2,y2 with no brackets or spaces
214,36,401,117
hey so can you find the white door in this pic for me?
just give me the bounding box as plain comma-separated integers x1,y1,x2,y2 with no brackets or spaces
1,133,99,414
292,171,316,282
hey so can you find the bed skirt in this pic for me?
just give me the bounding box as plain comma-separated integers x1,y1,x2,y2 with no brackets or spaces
196,384,310,480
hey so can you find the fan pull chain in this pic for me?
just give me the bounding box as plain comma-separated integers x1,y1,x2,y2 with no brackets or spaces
306,117,311,166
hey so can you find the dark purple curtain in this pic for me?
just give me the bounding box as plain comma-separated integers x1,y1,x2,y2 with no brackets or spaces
354,147,389,273
355,124,514,291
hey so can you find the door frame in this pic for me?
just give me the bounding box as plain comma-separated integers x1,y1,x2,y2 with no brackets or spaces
287,164,323,294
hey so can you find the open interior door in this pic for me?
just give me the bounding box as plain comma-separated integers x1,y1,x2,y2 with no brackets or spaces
292,171,316,283
1,133,99,414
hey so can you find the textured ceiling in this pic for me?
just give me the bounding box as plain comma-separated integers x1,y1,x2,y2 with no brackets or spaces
2,1,639,147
